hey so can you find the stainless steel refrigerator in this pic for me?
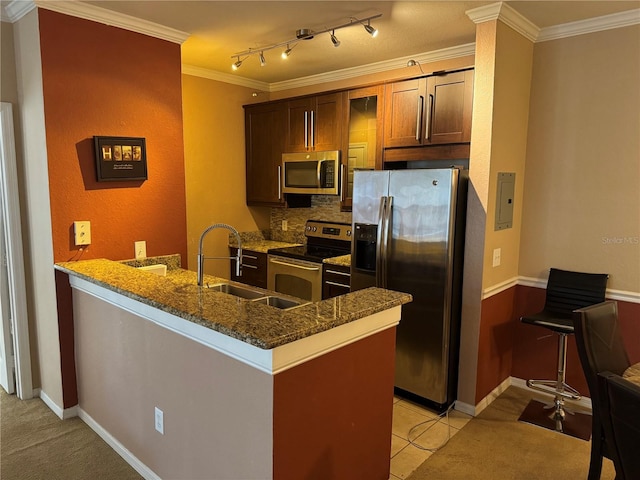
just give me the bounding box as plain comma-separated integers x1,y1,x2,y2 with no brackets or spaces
351,168,467,410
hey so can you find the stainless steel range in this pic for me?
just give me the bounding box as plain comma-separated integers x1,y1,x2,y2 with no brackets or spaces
268,220,351,302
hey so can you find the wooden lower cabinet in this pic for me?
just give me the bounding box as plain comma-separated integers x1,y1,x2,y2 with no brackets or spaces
230,248,267,289
322,264,351,299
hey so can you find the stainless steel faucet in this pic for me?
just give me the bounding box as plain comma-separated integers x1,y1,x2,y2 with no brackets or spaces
197,223,242,286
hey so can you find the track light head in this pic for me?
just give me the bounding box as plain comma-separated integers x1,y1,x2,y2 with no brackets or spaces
281,44,293,59
364,20,378,38
232,56,243,70
259,51,266,66
330,30,340,47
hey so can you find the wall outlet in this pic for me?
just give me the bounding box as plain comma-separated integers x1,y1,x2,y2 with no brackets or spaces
281,220,288,231
135,241,147,260
73,221,91,246
154,407,164,434
492,248,501,267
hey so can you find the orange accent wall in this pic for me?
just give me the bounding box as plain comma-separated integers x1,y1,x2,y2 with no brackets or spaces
38,9,187,263
475,287,517,403
273,328,396,479
479,284,640,405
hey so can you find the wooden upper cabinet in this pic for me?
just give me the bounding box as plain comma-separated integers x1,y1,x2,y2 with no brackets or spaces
429,69,474,144
383,77,428,147
244,102,286,207
285,92,342,152
383,69,474,148
341,85,384,210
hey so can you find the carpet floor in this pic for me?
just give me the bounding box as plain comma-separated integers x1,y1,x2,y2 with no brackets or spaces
407,386,616,480
1,386,618,479
0,389,141,480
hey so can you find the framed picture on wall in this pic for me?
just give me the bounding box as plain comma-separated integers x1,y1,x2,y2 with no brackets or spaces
93,136,147,181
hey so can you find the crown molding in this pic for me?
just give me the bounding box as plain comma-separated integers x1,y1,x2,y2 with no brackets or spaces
270,42,476,92
181,65,270,91
31,0,189,44
466,2,540,42
184,43,476,92
537,8,640,42
2,0,36,22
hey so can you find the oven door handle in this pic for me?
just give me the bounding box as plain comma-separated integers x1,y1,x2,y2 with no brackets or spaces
269,258,321,272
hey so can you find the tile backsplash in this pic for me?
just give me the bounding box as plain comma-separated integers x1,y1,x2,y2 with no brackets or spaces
270,195,352,243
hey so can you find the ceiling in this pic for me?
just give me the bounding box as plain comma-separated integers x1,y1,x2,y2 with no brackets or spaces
57,1,640,84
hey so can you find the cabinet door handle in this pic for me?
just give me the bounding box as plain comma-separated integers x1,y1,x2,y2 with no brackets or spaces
325,280,350,288
425,94,433,141
269,258,320,271
304,111,309,149
416,96,424,141
242,264,258,269
243,254,258,260
310,110,315,148
277,165,282,200
340,163,347,202
326,269,350,277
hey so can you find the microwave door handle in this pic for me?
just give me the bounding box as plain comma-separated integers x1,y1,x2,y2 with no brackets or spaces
317,160,323,188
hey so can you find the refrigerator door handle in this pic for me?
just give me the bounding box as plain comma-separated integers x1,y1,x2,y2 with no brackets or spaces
381,196,393,289
375,195,392,289
375,196,387,287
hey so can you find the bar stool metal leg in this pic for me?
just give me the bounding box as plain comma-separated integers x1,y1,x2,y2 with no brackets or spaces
526,333,581,432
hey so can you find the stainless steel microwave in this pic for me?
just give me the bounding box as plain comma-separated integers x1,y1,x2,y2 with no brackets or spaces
282,151,340,195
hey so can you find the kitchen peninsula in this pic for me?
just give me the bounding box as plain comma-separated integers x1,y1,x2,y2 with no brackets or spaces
55,258,411,480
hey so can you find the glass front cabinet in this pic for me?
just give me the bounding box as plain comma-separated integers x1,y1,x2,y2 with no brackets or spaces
341,85,384,210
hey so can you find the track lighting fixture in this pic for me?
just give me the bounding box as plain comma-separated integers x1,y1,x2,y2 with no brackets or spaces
231,13,381,71
330,30,340,47
363,19,378,38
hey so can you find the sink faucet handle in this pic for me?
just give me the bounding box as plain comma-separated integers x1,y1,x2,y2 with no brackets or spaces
235,247,242,277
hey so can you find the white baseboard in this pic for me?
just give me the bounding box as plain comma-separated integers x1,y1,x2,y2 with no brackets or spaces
455,376,512,416
78,408,161,480
454,376,592,417
36,388,79,419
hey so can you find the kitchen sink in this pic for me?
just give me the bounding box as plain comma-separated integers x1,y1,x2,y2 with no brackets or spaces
206,283,308,310
252,296,308,310
206,283,265,300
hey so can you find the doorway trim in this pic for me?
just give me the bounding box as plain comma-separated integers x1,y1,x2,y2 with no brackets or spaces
0,102,33,399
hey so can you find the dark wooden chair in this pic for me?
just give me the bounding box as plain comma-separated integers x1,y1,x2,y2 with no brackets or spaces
597,371,640,480
573,301,630,480
520,268,608,435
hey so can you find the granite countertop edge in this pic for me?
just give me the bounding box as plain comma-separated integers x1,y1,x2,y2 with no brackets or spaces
55,259,411,350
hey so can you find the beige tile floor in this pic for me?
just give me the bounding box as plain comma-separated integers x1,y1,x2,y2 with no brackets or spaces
389,395,472,479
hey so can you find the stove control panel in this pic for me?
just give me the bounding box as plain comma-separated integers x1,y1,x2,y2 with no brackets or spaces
305,220,352,242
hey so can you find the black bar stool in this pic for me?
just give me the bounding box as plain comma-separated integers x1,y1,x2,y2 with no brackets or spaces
519,268,608,437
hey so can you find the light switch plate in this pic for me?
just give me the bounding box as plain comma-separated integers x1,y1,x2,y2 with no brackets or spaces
135,241,147,260
73,221,91,246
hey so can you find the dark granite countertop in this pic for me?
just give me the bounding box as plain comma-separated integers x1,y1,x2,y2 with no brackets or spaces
323,254,351,267
55,259,410,350
232,240,302,254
